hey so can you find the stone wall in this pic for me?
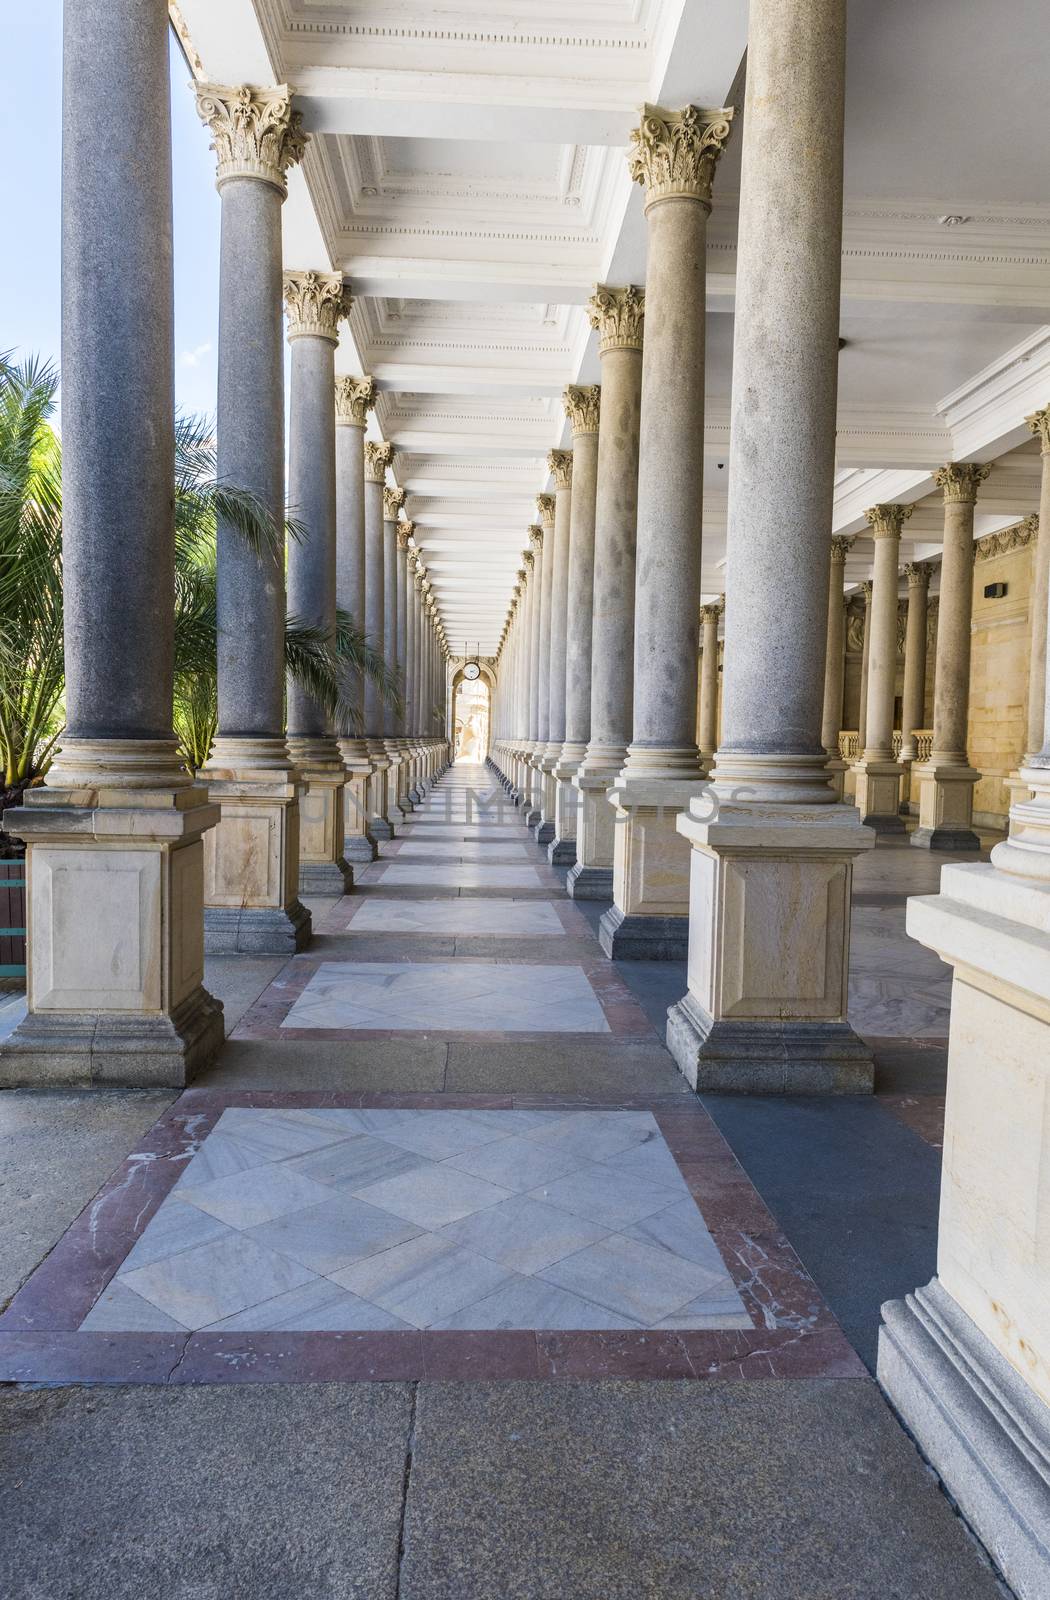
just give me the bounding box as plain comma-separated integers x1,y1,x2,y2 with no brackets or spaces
968,526,1035,826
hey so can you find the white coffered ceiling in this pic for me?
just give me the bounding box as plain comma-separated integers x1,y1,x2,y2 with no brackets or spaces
173,0,1050,651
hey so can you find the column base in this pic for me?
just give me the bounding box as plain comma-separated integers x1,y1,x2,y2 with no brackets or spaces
824,755,848,803
0,984,224,1090
852,758,907,833
204,900,311,956
879,1279,1050,1600
566,861,613,900
598,904,689,962
666,990,873,1094
299,858,354,897
548,836,577,867
288,738,354,890
911,761,981,851
344,833,379,863
532,819,556,846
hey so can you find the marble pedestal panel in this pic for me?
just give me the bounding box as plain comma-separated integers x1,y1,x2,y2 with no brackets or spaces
666,800,875,1093
532,763,557,847
549,762,581,867
911,762,982,850
879,860,1050,1600
567,771,618,900
599,776,702,960
202,758,311,955
0,787,224,1087
367,750,394,841
852,760,906,834
339,742,378,864
288,743,354,895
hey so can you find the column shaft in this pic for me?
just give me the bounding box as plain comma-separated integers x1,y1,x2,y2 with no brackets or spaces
854,505,908,831
552,390,600,863
335,379,378,862
697,604,722,763
821,538,851,799
900,564,931,763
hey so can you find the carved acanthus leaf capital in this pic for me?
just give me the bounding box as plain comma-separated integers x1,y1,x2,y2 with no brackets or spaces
364,440,393,483
547,450,573,491
1026,406,1050,453
536,494,556,528
397,521,415,550
528,524,543,554
334,374,376,427
587,284,645,353
195,83,307,195
830,536,854,562
628,104,734,210
517,568,527,584
563,385,601,435
384,486,406,521
904,561,933,588
700,603,722,626
934,462,992,504
861,580,873,602
865,503,913,538
283,270,350,342
522,550,535,571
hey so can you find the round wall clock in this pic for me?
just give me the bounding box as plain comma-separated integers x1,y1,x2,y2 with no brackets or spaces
463,661,481,681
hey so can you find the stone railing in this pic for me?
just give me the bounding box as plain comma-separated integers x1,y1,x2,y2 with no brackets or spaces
839,729,931,762
839,731,859,761
913,729,933,762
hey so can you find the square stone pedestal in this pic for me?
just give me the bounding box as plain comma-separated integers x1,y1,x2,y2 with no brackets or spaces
878,860,1050,1600
911,760,981,850
598,776,701,960
0,786,225,1088
532,760,557,846
852,758,906,833
367,748,394,840
665,799,875,1092
825,754,848,803
549,760,581,866
288,742,354,895
202,758,311,955
566,769,618,900
339,741,378,863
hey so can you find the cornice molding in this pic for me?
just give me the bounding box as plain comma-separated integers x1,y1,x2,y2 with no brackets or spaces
974,515,1038,561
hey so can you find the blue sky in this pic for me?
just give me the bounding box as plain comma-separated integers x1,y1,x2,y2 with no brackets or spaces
2,13,222,420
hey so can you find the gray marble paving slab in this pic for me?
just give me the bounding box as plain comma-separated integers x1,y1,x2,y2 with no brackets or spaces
246,1194,424,1274
540,1233,737,1325
529,1165,684,1231
345,899,564,937
430,1276,642,1330
175,1162,334,1229
204,1277,412,1332
332,1234,513,1328
439,1194,609,1274
120,1232,317,1328
353,1163,513,1228
444,1133,588,1191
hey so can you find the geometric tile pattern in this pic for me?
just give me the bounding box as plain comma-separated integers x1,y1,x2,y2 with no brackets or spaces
79,1109,751,1332
280,961,610,1033
346,899,565,937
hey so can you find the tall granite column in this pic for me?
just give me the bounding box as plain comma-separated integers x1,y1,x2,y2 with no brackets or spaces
568,287,645,900
880,489,1050,1600
600,105,733,962
697,601,722,767
857,580,873,752
190,85,311,954
853,504,911,831
363,440,394,836
0,0,224,1086
334,375,379,863
667,0,876,1093
912,463,991,849
821,538,852,800
382,486,406,821
513,550,535,803
552,387,601,865
537,455,573,845
410,558,427,797
399,525,417,804
283,271,352,895
1021,407,1050,768
528,508,555,827
899,561,932,812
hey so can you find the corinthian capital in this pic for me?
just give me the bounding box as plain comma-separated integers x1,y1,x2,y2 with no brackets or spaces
194,83,307,195
934,462,992,504
628,104,734,210
1026,406,1050,453
865,503,913,538
536,494,556,528
522,550,535,571
364,440,393,483
397,520,415,549
548,451,573,491
700,603,722,626
587,284,645,354
528,524,544,554
830,536,854,562
563,385,601,436
904,561,933,588
384,486,406,521
334,374,376,427
283,270,350,342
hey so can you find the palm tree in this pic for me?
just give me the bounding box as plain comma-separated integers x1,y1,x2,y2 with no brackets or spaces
0,354,397,810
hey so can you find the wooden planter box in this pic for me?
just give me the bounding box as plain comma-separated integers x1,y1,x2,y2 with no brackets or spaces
0,858,27,978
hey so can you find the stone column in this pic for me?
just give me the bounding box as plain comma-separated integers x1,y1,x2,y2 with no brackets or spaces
528,507,554,828
667,0,875,1093
512,550,534,804
187,86,312,954
600,105,732,962
382,486,406,821
551,388,600,865
537,453,572,846
697,601,723,767
334,375,379,863
568,286,645,901
899,562,932,814
879,501,1050,1600
408,555,426,798
852,505,910,831
912,463,991,849
0,0,224,1086
399,525,417,805
1021,408,1050,767
283,271,353,896
821,538,852,800
857,580,872,751
363,440,394,837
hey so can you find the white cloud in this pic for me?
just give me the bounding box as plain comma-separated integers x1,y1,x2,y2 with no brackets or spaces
179,341,212,369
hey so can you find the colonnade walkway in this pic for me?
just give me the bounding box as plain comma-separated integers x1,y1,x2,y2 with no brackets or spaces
0,762,1006,1596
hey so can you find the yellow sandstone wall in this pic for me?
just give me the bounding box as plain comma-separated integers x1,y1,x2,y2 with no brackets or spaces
967,532,1035,827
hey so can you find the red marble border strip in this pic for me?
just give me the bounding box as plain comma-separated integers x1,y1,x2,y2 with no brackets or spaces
0,1090,864,1385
